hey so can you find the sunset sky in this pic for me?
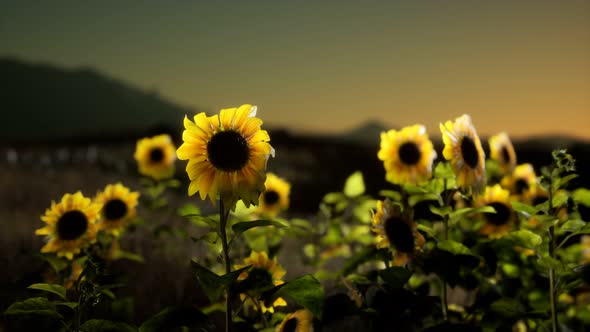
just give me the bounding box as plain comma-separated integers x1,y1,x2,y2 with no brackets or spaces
2,1,589,139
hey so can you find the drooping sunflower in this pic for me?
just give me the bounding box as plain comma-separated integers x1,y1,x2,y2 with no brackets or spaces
378,124,437,185
371,199,425,266
36,192,101,260
501,163,537,201
476,185,515,238
134,134,177,180
440,114,486,192
277,309,314,332
256,172,291,218
176,104,274,209
94,183,140,237
235,251,287,314
488,132,517,175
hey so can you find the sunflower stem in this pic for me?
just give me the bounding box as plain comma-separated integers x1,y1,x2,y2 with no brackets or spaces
547,186,558,332
549,226,558,332
219,199,232,332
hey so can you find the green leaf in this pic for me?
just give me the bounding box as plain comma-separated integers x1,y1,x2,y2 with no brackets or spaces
573,188,590,207
139,306,214,332
36,254,68,274
112,250,145,263
232,219,288,235
379,190,402,201
437,240,474,256
323,192,346,204
340,247,387,276
379,267,412,288
344,171,365,197
552,190,569,208
434,162,455,179
191,261,251,302
416,224,435,238
409,193,440,207
56,302,79,310
511,201,539,216
182,215,218,228
502,230,543,249
429,205,452,217
489,298,524,318
80,319,136,332
177,203,201,217
561,219,586,233
3,297,62,319
27,283,66,300
269,275,325,319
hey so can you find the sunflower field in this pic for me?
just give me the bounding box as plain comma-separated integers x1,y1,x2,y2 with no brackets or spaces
3,105,590,332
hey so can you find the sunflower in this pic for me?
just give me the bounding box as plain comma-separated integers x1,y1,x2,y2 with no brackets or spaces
276,309,314,332
440,114,486,192
488,132,517,175
501,163,537,201
94,183,140,237
257,173,291,218
371,199,425,266
476,185,515,238
235,251,287,314
176,104,274,209
134,134,177,180
378,125,437,185
36,192,101,260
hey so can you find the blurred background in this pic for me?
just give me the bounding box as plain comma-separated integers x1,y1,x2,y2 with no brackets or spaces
1,0,589,323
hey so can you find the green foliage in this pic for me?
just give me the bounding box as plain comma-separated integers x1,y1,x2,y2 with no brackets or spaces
80,319,137,332
231,219,289,235
343,171,365,197
3,297,62,319
379,267,412,289
139,306,214,332
191,261,251,303
27,283,67,300
264,274,325,319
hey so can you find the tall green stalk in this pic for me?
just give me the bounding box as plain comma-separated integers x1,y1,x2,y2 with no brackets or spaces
547,189,558,332
219,200,232,332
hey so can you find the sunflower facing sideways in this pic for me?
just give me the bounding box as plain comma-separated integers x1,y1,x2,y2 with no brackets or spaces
36,192,102,260
440,114,486,193
234,251,287,314
476,184,516,238
371,199,425,266
276,308,314,332
94,183,140,237
176,104,274,209
488,132,517,175
378,124,437,186
134,134,177,180
256,172,291,218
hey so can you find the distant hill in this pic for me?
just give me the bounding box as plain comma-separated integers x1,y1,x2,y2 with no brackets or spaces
0,57,195,144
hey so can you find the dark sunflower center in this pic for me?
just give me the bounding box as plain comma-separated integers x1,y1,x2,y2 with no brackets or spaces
248,267,274,287
103,199,128,221
384,217,415,253
398,142,422,166
532,196,546,206
263,190,280,205
501,146,511,163
283,318,298,332
207,130,250,171
460,136,479,169
515,179,529,195
149,148,164,163
57,210,88,240
485,202,511,226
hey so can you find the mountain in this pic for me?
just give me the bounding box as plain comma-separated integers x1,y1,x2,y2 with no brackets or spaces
0,57,194,144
